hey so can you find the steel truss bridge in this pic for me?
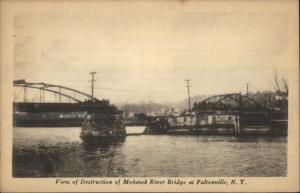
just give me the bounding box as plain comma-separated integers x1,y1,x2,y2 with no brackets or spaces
13,79,286,128
13,79,117,113
14,79,270,113
193,93,268,112
14,79,100,103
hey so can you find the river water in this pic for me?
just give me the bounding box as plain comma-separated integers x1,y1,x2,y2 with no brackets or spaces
13,126,287,177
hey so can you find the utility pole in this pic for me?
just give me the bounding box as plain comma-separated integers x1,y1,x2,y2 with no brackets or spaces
59,87,62,102
89,72,97,98
246,83,250,97
42,84,45,102
24,85,27,102
40,89,42,102
185,79,191,111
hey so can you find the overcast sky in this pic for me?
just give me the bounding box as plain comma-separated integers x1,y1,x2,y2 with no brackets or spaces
13,1,291,104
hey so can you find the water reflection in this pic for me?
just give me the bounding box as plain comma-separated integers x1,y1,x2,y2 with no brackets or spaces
14,142,127,177
13,127,287,177
78,140,127,177
81,138,126,150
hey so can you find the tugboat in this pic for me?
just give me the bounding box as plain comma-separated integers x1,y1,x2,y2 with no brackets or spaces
80,100,126,142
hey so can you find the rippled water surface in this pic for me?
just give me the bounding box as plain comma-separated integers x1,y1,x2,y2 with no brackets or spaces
13,127,287,177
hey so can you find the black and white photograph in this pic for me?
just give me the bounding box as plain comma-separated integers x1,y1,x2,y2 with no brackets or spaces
1,0,299,192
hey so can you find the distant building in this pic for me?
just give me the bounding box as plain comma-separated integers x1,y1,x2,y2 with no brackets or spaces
124,111,135,118
168,113,197,127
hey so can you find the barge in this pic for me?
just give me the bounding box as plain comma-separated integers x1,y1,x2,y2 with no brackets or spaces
144,111,287,136
144,93,287,136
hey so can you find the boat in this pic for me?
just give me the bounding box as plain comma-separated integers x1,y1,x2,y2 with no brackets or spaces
80,101,126,142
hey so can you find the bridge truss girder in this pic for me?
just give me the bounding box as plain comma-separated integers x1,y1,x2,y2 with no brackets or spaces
194,93,268,112
13,80,100,103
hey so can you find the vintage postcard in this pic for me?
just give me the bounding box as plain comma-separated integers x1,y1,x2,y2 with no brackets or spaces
0,0,299,192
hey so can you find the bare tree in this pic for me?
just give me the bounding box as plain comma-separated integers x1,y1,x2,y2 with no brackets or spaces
282,78,288,95
273,70,282,94
270,69,288,103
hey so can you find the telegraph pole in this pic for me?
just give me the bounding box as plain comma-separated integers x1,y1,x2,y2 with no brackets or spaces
89,72,97,98
24,85,27,102
246,83,250,97
40,89,42,102
59,87,62,102
185,79,191,111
